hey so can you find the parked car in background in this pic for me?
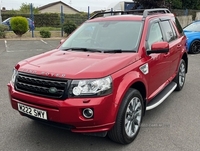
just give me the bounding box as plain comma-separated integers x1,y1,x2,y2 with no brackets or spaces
2,17,35,31
183,20,200,54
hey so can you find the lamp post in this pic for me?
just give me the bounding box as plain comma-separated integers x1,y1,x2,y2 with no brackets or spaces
0,1,2,24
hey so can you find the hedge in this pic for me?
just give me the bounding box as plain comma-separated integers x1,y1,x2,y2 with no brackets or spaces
2,13,88,28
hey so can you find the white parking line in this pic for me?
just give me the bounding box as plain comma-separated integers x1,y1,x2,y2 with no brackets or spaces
4,40,46,53
40,39,48,44
4,40,14,52
4,40,8,52
6,49,45,52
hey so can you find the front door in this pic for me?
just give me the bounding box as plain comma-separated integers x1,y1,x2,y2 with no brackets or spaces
146,21,171,99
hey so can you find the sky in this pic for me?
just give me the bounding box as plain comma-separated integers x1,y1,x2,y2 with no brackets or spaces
1,0,133,12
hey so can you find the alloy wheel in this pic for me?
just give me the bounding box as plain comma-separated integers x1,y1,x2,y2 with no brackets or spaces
124,97,142,137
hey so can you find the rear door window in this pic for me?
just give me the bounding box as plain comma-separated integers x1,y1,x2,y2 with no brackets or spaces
160,21,176,42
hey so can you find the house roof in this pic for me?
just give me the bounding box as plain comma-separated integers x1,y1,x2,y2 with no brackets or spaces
39,1,80,13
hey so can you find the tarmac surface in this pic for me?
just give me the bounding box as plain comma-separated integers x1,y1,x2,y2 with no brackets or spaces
0,39,200,151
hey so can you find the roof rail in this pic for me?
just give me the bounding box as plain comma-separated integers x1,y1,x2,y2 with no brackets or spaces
143,8,171,17
89,8,171,20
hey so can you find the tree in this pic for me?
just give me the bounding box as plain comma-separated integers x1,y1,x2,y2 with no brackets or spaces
169,0,182,9
134,0,166,8
10,16,29,37
19,3,39,14
181,0,200,9
134,0,200,9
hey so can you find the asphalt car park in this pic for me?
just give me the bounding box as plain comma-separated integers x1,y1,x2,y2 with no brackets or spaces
0,39,200,151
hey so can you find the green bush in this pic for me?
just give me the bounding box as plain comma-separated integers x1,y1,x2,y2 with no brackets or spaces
63,20,77,35
10,16,28,37
39,30,51,38
0,24,9,38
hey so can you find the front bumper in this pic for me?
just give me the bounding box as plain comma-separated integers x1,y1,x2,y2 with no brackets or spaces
8,82,116,133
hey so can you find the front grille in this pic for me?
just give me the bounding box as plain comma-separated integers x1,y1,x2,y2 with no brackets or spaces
15,72,69,99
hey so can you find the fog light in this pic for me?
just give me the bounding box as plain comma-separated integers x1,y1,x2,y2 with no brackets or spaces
83,108,93,119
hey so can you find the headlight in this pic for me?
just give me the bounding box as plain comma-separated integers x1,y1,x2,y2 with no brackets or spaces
69,76,112,97
11,69,18,85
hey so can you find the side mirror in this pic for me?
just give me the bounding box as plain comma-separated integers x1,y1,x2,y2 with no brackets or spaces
147,41,169,55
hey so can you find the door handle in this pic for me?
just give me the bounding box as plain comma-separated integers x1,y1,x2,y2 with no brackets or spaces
177,44,182,48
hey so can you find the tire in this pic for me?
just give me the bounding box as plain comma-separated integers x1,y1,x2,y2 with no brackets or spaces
189,40,200,54
174,59,186,91
108,88,144,144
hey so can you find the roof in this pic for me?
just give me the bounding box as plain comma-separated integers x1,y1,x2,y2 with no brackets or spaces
39,1,80,13
90,8,171,20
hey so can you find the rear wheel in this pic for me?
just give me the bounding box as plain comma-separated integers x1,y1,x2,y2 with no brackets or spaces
189,40,200,54
174,59,186,91
108,88,143,144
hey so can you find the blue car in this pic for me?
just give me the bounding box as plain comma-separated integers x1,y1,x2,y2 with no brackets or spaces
183,20,200,54
2,17,35,31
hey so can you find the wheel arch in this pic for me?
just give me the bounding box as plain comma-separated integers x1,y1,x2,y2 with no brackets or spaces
113,71,148,119
130,81,147,115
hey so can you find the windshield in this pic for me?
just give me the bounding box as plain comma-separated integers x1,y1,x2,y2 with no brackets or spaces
59,21,143,52
184,21,200,32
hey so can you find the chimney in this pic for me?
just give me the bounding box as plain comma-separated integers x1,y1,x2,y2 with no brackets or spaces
2,7,6,11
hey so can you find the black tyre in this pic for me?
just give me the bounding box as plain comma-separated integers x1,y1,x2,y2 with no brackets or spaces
189,40,200,54
108,88,144,144
174,59,186,91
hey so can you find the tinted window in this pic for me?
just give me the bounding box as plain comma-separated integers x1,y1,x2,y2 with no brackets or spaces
124,2,142,10
125,2,136,10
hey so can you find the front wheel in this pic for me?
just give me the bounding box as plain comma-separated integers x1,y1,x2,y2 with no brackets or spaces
174,59,186,91
189,40,200,54
108,88,144,144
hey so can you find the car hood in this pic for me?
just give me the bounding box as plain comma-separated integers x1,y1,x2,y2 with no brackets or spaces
18,49,140,79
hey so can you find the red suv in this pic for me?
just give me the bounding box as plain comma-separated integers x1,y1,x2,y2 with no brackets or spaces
8,8,188,144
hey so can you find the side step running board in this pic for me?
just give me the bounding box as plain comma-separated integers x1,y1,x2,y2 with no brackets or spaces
146,82,177,110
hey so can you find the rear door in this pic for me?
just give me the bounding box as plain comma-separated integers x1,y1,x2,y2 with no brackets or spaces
160,19,182,78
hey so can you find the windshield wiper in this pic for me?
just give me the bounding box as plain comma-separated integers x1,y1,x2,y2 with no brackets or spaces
103,49,122,53
62,48,134,53
62,47,88,51
103,50,134,53
62,47,103,53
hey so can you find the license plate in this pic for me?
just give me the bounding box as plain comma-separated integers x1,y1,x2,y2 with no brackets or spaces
18,103,47,120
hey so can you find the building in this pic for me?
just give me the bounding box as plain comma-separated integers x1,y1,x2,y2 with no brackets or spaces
39,1,80,14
